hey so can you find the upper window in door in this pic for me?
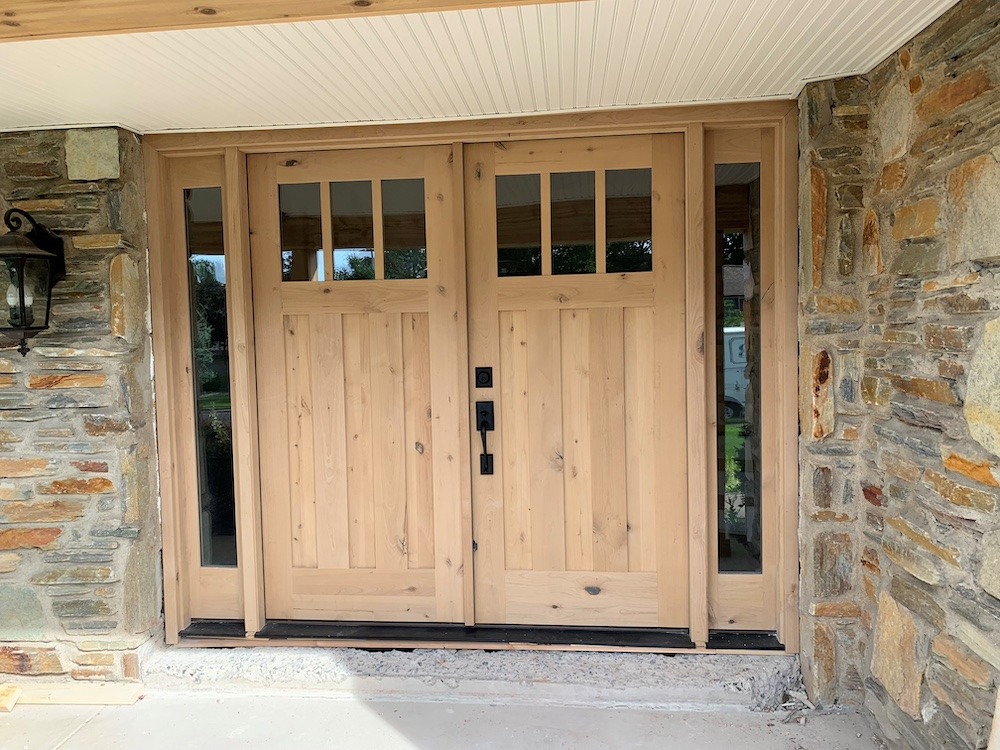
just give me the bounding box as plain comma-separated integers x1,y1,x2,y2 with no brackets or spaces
496,167,653,278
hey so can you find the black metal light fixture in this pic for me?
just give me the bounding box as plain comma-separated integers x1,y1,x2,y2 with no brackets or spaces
0,209,66,356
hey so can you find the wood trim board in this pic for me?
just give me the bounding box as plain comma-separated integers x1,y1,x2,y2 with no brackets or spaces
0,0,579,43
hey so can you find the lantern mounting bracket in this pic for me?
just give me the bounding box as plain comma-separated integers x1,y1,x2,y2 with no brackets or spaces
4,208,66,282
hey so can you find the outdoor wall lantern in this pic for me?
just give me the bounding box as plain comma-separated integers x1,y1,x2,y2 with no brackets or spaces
0,208,66,356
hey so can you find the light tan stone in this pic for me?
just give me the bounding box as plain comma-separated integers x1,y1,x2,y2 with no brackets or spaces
871,593,924,719
875,80,914,161
0,551,20,573
948,154,1000,264
979,530,1000,601
65,128,120,181
110,254,145,343
73,233,122,250
965,317,1000,459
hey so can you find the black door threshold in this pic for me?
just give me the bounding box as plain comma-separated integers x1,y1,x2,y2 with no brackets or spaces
255,620,695,649
180,619,247,639
707,630,784,650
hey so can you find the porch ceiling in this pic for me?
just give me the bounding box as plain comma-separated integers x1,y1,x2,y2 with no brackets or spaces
0,0,958,135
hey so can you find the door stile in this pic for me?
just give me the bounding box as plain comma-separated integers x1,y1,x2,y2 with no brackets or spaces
247,153,295,618
653,133,691,629
464,143,506,623
685,124,710,646
223,147,266,636
425,145,473,624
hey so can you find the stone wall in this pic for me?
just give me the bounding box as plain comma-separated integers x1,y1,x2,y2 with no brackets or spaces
0,128,159,681
799,0,1000,747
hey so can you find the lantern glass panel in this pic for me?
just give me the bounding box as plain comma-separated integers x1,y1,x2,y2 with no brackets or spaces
22,257,52,329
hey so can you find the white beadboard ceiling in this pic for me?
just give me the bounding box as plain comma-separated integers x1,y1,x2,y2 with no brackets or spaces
0,0,959,134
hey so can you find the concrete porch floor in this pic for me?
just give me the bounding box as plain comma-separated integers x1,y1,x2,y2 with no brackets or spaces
1,691,883,750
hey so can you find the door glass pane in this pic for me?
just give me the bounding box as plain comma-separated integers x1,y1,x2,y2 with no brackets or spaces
383,178,427,279
496,174,542,277
331,180,375,280
715,163,762,574
279,183,324,281
607,168,653,273
551,171,596,274
184,187,237,567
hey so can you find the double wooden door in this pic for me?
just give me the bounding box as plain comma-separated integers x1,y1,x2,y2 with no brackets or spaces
250,135,689,629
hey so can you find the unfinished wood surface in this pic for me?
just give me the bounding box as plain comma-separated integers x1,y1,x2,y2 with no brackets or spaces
144,145,186,643
0,0,577,42
653,133,691,630
778,110,801,652
684,125,709,646
251,146,467,622
496,274,652,311
0,684,20,712
145,101,798,156
469,134,690,628
155,155,243,624
225,147,265,636
16,682,144,706
705,127,780,634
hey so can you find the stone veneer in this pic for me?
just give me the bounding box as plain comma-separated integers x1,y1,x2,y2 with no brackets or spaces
0,128,159,681
799,0,1000,747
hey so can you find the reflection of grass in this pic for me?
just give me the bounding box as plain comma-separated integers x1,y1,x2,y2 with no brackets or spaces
198,392,231,411
724,422,745,493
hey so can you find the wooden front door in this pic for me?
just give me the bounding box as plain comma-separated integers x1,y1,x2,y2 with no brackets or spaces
465,135,691,628
249,146,471,623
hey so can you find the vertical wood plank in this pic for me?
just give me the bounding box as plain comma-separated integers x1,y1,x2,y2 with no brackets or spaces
248,153,295,617
285,314,318,569
146,146,187,641
320,181,333,282
541,172,552,276
426,144,471,623
370,312,408,570
684,125,708,642
759,127,781,630
466,143,506,623
624,306,656,572
560,308,593,572
403,312,435,570
311,312,350,570
225,147,265,634
526,308,565,572
590,307,628,573
500,310,532,570
778,110,801,652
343,312,376,569
373,178,385,280
595,170,607,274
650,132,691,630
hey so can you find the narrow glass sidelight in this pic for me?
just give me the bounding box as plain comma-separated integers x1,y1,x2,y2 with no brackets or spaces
715,163,762,574
330,180,375,279
606,168,653,273
183,187,237,567
278,183,324,281
551,171,596,274
496,174,542,277
382,178,427,279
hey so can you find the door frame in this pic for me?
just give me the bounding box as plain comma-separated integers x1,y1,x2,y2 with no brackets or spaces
146,100,800,652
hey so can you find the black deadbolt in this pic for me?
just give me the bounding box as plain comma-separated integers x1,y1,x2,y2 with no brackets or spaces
475,367,493,388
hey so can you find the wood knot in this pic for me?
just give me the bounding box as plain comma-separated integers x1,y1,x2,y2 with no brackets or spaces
414,441,425,454
353,0,372,6
584,586,601,596
281,159,300,167
194,6,218,15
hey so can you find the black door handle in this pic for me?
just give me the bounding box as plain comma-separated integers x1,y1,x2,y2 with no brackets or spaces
476,401,494,475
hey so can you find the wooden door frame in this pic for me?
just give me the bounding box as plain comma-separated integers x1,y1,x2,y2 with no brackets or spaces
145,100,800,652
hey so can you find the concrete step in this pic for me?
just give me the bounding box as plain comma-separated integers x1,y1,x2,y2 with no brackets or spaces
143,646,801,712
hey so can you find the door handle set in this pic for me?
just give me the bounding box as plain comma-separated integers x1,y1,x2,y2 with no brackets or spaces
476,400,494,475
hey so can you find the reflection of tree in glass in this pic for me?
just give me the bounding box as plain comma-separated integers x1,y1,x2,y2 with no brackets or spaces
498,247,542,277
722,233,744,264
190,259,227,389
607,240,652,273
553,245,595,274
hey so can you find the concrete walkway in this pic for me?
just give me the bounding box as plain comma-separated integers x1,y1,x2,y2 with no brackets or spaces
1,691,883,750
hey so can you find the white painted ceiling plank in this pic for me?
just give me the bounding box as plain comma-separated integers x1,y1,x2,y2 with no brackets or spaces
0,0,963,132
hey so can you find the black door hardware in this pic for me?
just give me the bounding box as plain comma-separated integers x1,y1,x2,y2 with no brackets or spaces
476,400,495,475
475,366,493,388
